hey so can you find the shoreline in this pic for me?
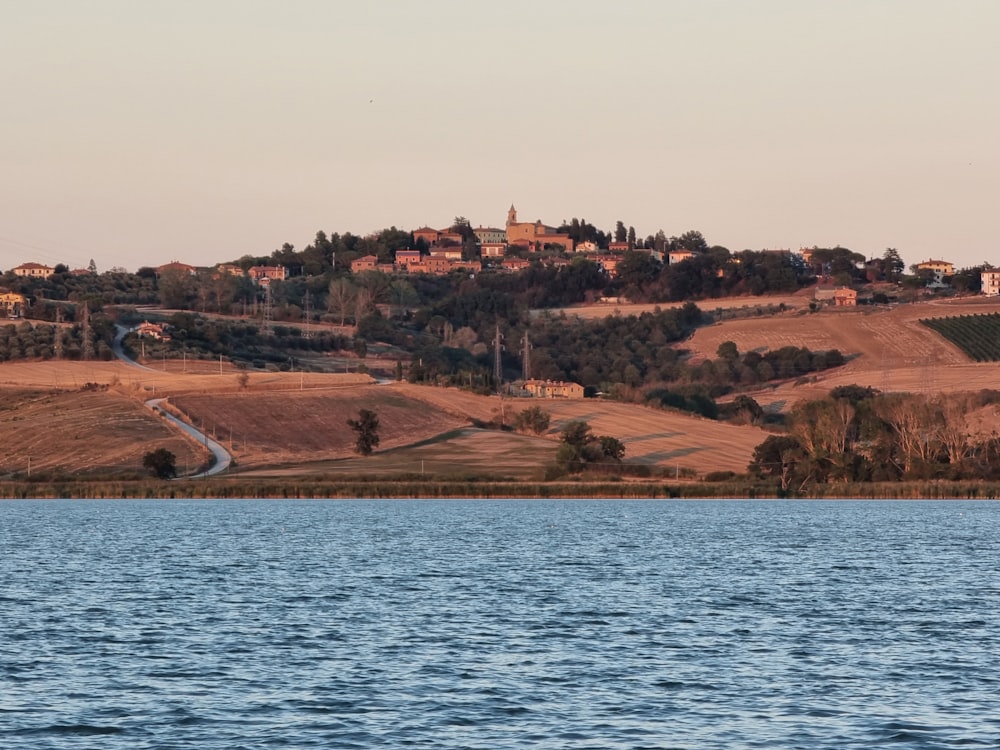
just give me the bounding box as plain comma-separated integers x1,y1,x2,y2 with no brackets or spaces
2,478,998,500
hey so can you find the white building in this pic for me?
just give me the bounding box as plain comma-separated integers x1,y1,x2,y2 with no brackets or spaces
981,270,1000,296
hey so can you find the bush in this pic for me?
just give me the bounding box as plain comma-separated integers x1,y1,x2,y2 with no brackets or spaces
142,448,177,479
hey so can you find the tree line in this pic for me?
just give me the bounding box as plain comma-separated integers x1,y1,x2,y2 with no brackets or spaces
750,386,1000,490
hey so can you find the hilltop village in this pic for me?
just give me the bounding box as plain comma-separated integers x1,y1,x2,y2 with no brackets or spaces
4,205,1000,493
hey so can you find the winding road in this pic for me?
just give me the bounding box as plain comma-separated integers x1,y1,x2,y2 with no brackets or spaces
114,325,233,477
145,398,232,477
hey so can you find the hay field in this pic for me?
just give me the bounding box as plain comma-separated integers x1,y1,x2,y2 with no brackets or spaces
0,387,208,477
537,294,808,320
684,297,1000,410
0,361,768,478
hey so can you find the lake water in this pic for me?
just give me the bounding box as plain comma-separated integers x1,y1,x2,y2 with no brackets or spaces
2,499,999,749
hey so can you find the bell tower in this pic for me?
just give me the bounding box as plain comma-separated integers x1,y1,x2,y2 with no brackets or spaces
507,204,517,228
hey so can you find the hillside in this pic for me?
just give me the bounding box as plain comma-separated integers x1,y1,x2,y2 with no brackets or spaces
4,296,1000,481
0,362,768,479
681,297,1000,411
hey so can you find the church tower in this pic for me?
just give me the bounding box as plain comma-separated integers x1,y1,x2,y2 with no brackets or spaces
507,204,517,228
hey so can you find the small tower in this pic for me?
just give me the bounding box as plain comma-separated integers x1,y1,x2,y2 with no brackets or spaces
507,204,517,227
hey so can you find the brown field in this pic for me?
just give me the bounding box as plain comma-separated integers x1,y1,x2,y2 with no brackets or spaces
0,361,768,479
682,296,1000,411
537,293,809,320
4,295,1000,481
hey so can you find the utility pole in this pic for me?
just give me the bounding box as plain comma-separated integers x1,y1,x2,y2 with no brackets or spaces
493,324,504,393
493,324,505,426
81,303,93,361
521,330,531,382
303,290,312,339
261,284,273,337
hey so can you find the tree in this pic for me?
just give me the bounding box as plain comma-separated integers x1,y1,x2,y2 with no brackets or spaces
717,341,739,360
143,448,177,479
614,221,627,243
514,405,551,435
883,248,905,281
674,230,708,253
556,420,626,473
598,435,626,463
327,277,355,326
347,408,380,455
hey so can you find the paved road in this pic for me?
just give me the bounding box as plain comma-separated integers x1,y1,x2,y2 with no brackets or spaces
112,324,156,371
113,325,233,478
146,398,232,478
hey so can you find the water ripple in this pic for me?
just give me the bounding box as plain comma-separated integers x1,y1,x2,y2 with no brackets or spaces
3,499,1000,749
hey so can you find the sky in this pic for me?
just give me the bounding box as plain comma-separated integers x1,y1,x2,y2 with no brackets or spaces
2,0,998,273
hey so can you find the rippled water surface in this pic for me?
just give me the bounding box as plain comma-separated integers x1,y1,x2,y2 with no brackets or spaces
3,499,1000,749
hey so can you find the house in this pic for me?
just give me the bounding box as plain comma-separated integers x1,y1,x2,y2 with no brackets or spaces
11,262,55,279
413,226,463,248
394,249,422,269
608,241,630,254
412,226,441,246
156,261,197,276
814,286,857,307
216,263,245,277
351,255,379,273
916,259,954,276
473,226,506,245
502,257,531,272
409,256,453,275
916,258,954,287
429,247,463,261
136,321,170,340
438,230,464,246
595,254,621,276
247,265,287,286
981,270,1000,296
668,249,695,265
480,242,507,258
576,241,598,254
523,379,585,399
834,287,857,306
0,292,27,318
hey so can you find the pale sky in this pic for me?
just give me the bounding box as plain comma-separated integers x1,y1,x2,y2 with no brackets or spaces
2,1,998,273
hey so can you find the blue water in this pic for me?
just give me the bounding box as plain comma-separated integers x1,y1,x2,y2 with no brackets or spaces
2,500,999,749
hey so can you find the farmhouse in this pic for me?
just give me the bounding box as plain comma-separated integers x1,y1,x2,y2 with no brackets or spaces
0,292,27,318
11,262,55,279
522,379,585,399
814,286,857,307
137,321,170,340
247,265,287,286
